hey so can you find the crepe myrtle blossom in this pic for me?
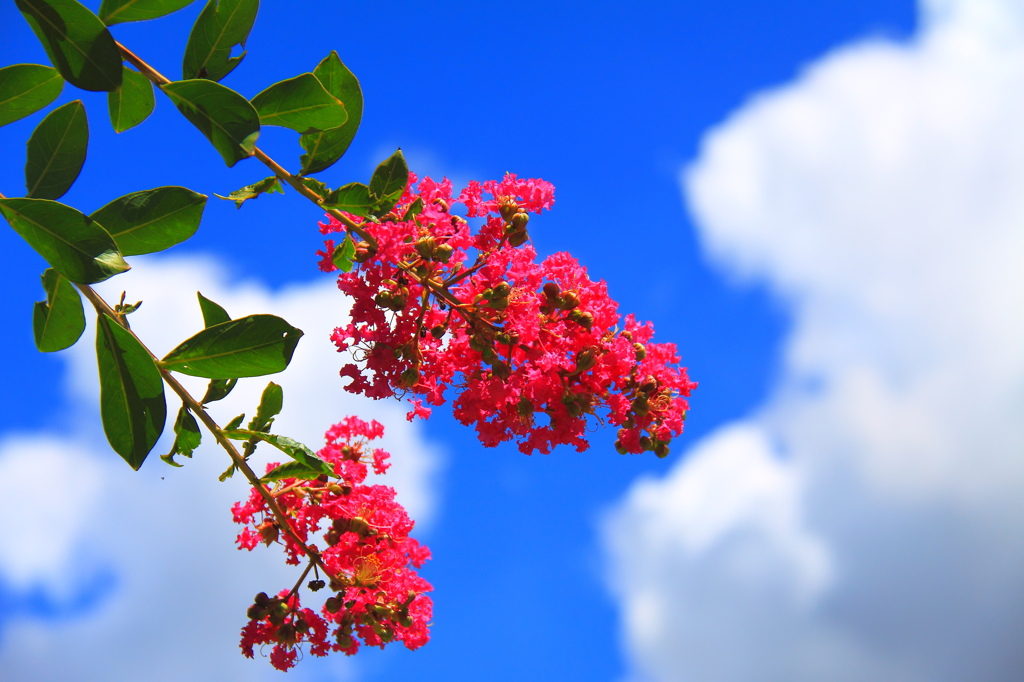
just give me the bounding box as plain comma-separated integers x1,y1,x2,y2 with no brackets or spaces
318,173,696,456
233,417,432,671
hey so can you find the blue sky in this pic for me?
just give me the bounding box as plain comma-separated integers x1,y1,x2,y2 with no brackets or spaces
7,1,1024,680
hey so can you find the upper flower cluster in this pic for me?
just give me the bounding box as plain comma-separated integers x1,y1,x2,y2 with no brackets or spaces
318,173,696,456
233,417,431,670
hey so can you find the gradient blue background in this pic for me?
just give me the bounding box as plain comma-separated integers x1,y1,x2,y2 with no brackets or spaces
0,2,915,679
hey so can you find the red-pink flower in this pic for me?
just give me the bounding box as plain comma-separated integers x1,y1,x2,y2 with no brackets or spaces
320,172,696,456
234,418,432,670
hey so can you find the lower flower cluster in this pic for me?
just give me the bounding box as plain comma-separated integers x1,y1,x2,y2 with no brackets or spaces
232,417,431,671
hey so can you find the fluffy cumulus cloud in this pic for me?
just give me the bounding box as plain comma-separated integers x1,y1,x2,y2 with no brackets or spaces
605,1,1024,680
0,257,442,681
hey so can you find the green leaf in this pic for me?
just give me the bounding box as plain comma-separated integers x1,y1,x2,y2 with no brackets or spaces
100,0,196,25
0,64,64,127
15,0,123,92
213,175,282,209
25,100,88,200
96,312,166,470
332,233,356,273
181,0,259,82
260,460,327,483
196,292,233,404
300,176,328,197
33,267,85,352
197,291,229,327
107,66,154,133
224,413,245,430
0,198,129,283
248,381,282,432
201,377,236,404
222,429,333,478
160,314,303,378
369,148,408,214
90,186,207,256
402,196,424,221
299,51,363,175
161,405,201,466
322,182,373,216
162,79,260,167
250,72,346,134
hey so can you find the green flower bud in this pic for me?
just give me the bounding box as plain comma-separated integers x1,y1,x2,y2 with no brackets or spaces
517,397,533,418
434,243,454,262
507,228,529,247
557,291,580,310
492,361,511,380
543,282,560,300
498,196,519,221
398,367,420,388
415,236,436,260
276,623,297,645
633,342,646,361
511,211,529,231
575,347,597,373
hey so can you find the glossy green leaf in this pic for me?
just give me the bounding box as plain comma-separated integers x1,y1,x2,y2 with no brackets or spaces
0,64,64,127
162,79,259,166
299,51,363,175
197,291,230,327
222,429,333,478
33,267,85,352
90,186,206,256
160,314,303,378
201,377,236,404
250,72,346,134
100,0,196,25
161,405,201,466
369,148,408,214
260,460,327,483
300,176,328,197
0,198,129,283
107,66,154,132
15,0,122,92
332,234,356,273
248,381,282,432
25,100,88,200
181,0,259,81
96,312,166,470
196,292,234,404
213,175,282,208
322,182,373,216
402,196,424,221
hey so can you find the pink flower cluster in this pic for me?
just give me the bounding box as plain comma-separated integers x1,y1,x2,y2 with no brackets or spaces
232,417,431,671
318,173,696,456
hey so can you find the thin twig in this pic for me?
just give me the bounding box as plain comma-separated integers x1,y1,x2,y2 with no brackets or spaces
77,283,335,581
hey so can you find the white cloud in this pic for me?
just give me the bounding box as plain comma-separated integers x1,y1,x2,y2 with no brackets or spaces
0,256,442,681
605,1,1024,680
